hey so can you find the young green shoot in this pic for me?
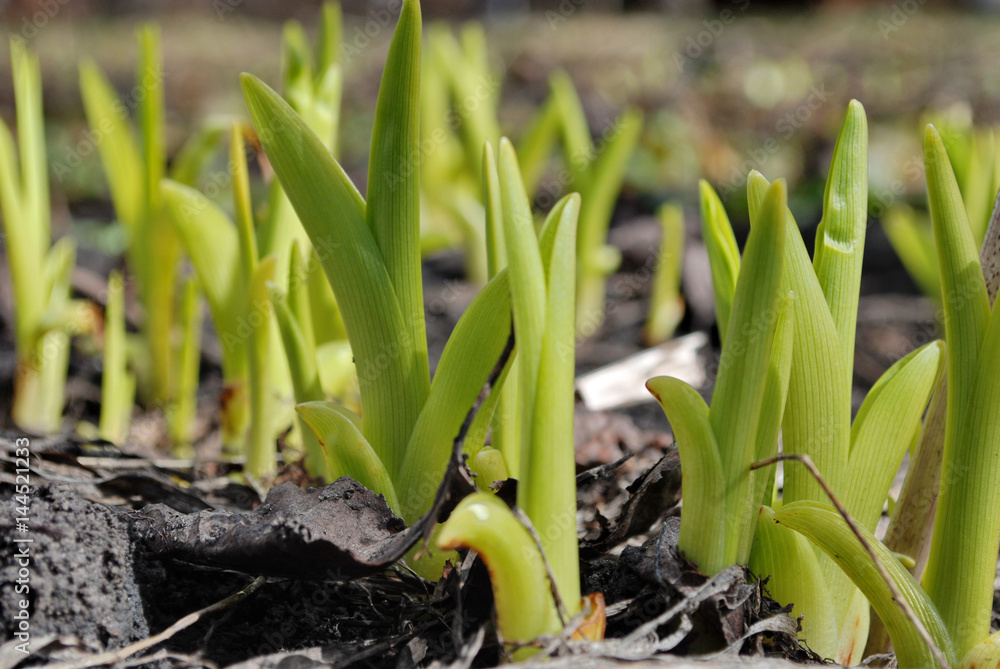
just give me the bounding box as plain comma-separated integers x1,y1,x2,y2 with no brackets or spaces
767,125,1000,669
80,26,222,446
98,271,136,444
546,71,644,333
647,177,791,575
0,43,92,435
437,140,590,653
241,0,520,564
643,201,686,345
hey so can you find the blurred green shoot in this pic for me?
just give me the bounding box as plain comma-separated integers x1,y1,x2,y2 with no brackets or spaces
881,110,1000,303
545,71,643,334
642,202,686,345
79,26,219,446
1,43,97,435
98,270,136,444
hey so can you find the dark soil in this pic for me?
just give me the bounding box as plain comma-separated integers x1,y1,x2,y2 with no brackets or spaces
0,483,150,650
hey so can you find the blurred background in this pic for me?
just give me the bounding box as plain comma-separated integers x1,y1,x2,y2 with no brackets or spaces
1,0,999,413
2,1,998,226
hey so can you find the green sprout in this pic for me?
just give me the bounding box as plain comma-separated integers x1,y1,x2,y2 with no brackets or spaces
544,72,643,334
79,25,220,444
241,0,522,561
642,201,686,345
160,6,347,460
162,122,300,478
0,42,97,435
650,103,958,662
646,176,791,575
776,126,1000,668
98,270,136,444
438,140,591,656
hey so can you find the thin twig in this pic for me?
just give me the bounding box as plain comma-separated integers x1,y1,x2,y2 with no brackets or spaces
45,575,267,669
751,454,952,669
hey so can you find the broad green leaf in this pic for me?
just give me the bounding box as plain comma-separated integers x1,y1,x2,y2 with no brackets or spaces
241,73,422,480
775,501,956,669
746,291,794,545
522,193,581,611
923,125,990,417
438,493,561,655
747,170,849,509
925,264,1000,657
846,340,943,532
921,125,996,658
748,170,855,628
748,506,837,659
812,100,868,389
365,0,428,395
712,178,787,567
78,61,144,231
297,402,399,511
646,376,726,574
396,270,512,523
